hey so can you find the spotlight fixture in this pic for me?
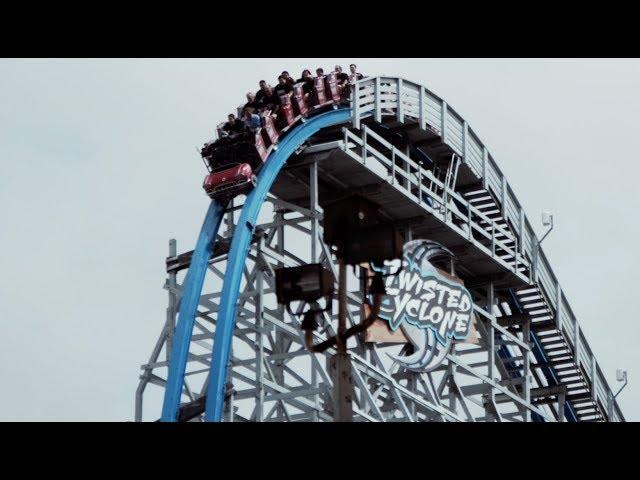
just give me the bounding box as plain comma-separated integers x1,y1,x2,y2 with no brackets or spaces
614,369,628,399
274,264,334,305
539,211,554,245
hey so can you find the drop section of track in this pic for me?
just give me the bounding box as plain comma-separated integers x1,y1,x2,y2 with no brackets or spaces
159,108,351,422
203,108,351,421
161,200,228,421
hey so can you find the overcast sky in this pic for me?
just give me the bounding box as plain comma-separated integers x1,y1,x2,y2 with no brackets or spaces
0,58,638,421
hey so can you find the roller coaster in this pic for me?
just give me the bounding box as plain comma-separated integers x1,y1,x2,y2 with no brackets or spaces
135,72,626,422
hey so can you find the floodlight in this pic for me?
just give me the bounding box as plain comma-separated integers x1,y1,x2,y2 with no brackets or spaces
274,264,334,305
614,369,629,399
539,211,555,245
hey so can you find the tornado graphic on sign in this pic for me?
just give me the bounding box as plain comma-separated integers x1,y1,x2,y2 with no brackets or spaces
374,240,474,372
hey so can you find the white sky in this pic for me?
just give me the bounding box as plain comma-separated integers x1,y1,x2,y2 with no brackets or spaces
0,58,637,421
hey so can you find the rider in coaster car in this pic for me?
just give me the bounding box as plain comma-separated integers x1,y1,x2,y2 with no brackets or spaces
257,84,281,116
281,71,296,86
334,65,350,98
335,65,349,86
222,114,247,137
243,108,262,133
254,80,269,106
349,63,364,83
296,69,315,95
274,75,294,97
243,92,260,114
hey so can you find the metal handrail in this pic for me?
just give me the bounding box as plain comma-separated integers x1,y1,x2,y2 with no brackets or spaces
342,128,524,271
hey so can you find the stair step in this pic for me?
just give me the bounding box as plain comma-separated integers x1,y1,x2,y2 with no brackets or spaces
549,353,573,362
531,321,557,332
530,307,552,314
567,392,592,402
559,376,583,385
536,331,559,339
556,366,579,375
529,315,553,323
521,302,547,310
518,294,544,302
478,218,508,226
463,190,490,198
470,199,497,207
563,379,587,388
575,407,597,414
545,345,570,354
571,398,594,407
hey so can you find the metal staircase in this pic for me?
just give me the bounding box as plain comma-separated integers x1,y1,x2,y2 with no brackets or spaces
514,287,605,421
457,183,603,421
461,186,526,275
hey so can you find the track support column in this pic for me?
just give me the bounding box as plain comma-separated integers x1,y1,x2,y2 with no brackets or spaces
310,161,321,421
522,316,532,422
166,238,178,361
558,389,566,422
254,235,265,421
486,282,497,421
331,259,353,422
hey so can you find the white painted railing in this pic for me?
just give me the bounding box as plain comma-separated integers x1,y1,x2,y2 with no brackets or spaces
342,126,526,278
350,76,624,421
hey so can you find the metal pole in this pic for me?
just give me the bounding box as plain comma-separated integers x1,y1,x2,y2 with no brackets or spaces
331,259,353,421
310,160,319,422
135,239,179,422
522,317,531,422
255,235,265,422
224,380,234,422
337,259,347,353
166,239,178,362
487,282,496,421
275,209,286,419
225,198,235,238
448,257,458,413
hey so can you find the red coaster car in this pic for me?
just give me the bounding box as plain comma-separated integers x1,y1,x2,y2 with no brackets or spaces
201,130,268,170
203,163,257,200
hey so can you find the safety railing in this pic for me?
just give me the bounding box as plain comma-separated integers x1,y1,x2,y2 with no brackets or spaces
342,126,529,280
350,76,624,421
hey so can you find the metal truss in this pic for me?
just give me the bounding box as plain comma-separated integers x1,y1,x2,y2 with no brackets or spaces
137,74,624,422
137,157,569,422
